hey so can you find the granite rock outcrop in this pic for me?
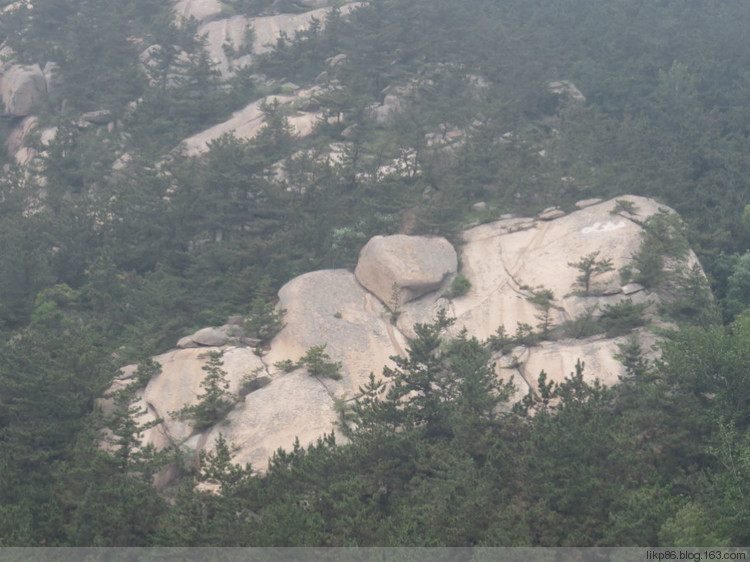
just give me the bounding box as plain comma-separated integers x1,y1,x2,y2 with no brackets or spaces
113,195,706,475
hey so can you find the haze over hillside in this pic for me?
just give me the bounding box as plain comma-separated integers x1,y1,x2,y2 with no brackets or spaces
0,0,749,547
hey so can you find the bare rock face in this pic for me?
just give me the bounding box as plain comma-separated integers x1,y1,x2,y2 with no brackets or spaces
180,92,322,156
548,80,586,104
6,116,39,158
5,116,58,165
172,0,224,23
0,64,47,116
135,347,264,449
195,5,359,78
123,195,707,476
355,235,458,309
264,269,404,397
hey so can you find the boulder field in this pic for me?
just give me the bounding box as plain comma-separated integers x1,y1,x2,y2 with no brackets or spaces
114,195,705,473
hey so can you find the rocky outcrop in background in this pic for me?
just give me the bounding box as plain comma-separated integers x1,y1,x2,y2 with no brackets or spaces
111,195,705,475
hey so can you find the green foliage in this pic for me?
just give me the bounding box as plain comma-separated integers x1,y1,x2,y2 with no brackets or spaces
563,306,600,339
598,299,650,338
722,251,750,321
243,277,286,342
569,252,614,295
610,199,639,216
527,287,555,337
659,314,750,428
172,351,238,432
631,212,690,289
298,344,343,380
2,0,750,546
445,274,472,299
273,359,297,373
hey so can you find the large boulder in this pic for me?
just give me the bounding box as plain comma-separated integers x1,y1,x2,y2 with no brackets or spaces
202,369,338,471
134,346,264,449
449,196,669,342
119,195,708,475
355,234,458,309
0,64,47,116
264,269,405,397
177,326,230,348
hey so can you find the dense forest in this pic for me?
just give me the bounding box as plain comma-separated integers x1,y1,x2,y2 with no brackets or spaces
0,0,749,546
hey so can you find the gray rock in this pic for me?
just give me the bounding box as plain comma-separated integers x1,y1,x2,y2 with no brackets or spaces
622,283,646,295
177,336,198,349
326,53,347,67
548,80,586,103
81,110,113,124
575,198,602,209
115,195,710,477
471,202,487,212
191,327,229,346
538,208,566,220
5,116,38,156
355,235,458,307
0,64,46,116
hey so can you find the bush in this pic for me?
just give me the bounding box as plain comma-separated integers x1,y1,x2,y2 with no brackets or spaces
446,274,471,299
298,344,343,380
599,299,650,337
172,351,237,431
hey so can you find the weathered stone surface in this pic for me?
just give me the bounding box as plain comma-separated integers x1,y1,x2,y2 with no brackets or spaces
450,195,669,342
0,64,46,116
548,80,586,103
177,336,199,349
326,53,348,67
192,327,230,346
264,269,404,398
125,195,707,476
520,337,623,389
369,92,408,123
575,198,602,209
5,117,59,164
80,109,113,124
177,326,230,348
202,368,338,471
136,347,265,448
538,207,566,220
355,235,458,308
172,0,223,23
6,116,38,156
42,62,63,93
180,93,321,156
622,283,646,295
197,6,358,78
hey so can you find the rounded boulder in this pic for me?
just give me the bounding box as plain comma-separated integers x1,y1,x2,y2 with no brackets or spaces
354,234,457,308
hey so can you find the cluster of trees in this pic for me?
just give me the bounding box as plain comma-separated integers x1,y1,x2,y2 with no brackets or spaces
0,0,748,546
4,313,750,545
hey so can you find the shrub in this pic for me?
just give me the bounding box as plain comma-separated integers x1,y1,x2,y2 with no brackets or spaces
446,274,471,299
569,252,614,295
172,351,237,431
298,344,343,380
599,299,650,337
